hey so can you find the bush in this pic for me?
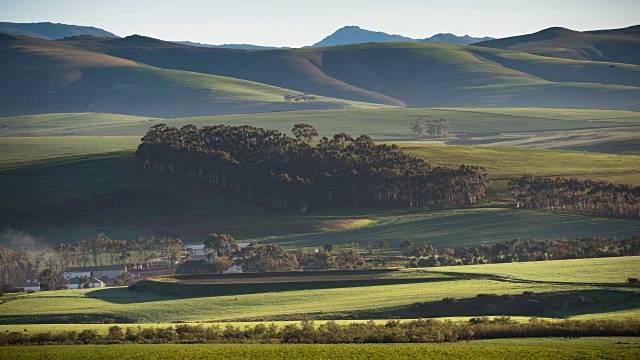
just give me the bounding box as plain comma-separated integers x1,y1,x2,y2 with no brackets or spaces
175,259,231,275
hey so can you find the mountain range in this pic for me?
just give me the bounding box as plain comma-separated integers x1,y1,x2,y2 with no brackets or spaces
0,21,117,40
1,22,639,117
0,22,492,48
312,26,493,47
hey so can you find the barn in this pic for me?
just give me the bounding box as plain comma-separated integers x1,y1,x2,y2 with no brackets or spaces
63,265,127,281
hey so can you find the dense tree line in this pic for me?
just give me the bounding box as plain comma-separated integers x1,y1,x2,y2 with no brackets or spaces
509,175,640,218
408,235,640,267
180,233,370,274
0,234,184,287
2,318,638,345
136,124,489,212
0,246,35,287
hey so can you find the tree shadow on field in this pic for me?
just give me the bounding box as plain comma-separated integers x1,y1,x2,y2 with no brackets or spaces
0,312,134,325
373,288,640,320
89,276,461,304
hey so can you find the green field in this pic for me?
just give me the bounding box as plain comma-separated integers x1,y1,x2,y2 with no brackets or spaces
1,338,638,359
2,108,640,153
1,257,638,324
1,151,638,248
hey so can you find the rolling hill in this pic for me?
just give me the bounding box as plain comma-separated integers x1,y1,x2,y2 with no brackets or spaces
0,21,118,40
475,25,640,65
0,33,384,117
57,35,640,110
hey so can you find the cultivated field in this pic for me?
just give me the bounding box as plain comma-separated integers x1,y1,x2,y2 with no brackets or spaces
1,338,639,360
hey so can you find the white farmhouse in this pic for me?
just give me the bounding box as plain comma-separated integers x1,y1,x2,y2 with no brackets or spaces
62,265,127,281
67,276,104,289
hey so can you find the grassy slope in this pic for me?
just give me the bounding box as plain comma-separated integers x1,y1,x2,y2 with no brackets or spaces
475,26,640,64
1,340,638,360
63,36,640,110
2,108,640,153
0,34,385,117
1,147,638,248
0,257,637,324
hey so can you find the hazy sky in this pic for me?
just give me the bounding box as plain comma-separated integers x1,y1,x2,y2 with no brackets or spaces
3,0,639,47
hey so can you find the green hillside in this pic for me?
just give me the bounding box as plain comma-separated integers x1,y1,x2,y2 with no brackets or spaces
59,35,640,110
2,108,639,153
475,25,640,64
1,147,638,247
0,33,385,117
0,257,637,324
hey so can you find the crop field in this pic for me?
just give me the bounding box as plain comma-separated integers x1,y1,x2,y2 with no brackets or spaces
1,338,639,360
1,257,638,324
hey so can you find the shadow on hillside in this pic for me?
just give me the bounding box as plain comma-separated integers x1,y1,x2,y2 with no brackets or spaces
0,312,134,325
91,276,461,304
355,288,640,320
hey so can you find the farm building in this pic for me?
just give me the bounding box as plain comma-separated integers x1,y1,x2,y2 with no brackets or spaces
186,243,251,258
223,265,243,274
13,280,40,292
62,265,127,280
185,244,206,257
67,277,104,289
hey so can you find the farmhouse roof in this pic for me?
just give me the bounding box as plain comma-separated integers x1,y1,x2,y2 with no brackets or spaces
64,265,126,272
14,281,40,288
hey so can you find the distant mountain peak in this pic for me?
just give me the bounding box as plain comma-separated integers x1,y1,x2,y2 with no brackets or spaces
312,25,415,47
312,25,493,47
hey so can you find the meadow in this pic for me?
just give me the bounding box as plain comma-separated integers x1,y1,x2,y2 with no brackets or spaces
2,108,640,153
1,257,638,324
1,338,638,360
1,109,638,247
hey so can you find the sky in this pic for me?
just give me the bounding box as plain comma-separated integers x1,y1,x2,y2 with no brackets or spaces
3,0,640,47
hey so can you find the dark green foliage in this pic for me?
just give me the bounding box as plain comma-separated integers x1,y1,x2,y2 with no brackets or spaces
411,235,640,267
38,269,57,291
1,319,639,345
204,233,239,260
113,271,136,286
0,247,35,288
334,249,368,269
136,124,489,213
509,175,640,218
175,259,231,275
292,123,319,143
241,244,299,272
78,276,90,289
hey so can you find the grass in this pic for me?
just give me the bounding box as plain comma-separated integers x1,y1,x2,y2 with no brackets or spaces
426,256,640,284
2,108,640,152
1,339,638,359
1,146,638,248
1,257,638,324
256,206,640,250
